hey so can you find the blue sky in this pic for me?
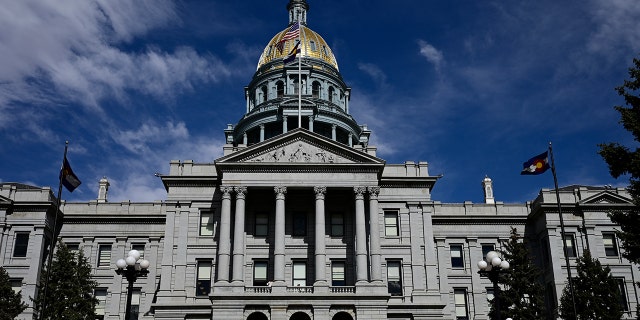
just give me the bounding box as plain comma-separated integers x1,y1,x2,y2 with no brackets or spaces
1,0,639,204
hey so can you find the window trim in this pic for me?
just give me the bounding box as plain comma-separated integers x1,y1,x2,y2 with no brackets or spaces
454,288,469,320
94,288,107,317
384,211,399,237
13,232,29,257
196,260,212,296
255,212,269,237
603,233,619,257
253,260,269,286
387,261,403,296
616,278,629,311
331,260,346,286
450,244,464,269
97,244,112,268
199,211,214,236
330,212,344,237
563,234,577,258
292,261,307,287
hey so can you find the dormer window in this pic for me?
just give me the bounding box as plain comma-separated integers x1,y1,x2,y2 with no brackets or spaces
310,40,316,51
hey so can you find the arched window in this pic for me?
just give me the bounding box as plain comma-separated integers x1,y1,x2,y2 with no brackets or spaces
312,82,321,99
290,312,311,320
310,40,317,51
261,85,268,103
328,87,335,103
332,312,353,320
277,81,284,98
266,46,272,56
322,45,328,56
293,79,299,94
247,312,268,320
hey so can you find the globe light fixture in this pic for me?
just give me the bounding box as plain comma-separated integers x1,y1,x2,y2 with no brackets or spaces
115,250,150,320
478,251,510,320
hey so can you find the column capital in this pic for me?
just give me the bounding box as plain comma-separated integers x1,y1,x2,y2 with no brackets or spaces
314,186,327,200
353,186,366,199
260,124,265,129
220,186,233,198
234,186,248,199
368,186,380,199
274,186,287,199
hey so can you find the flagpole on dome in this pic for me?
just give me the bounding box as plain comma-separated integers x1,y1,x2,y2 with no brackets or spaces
39,141,82,318
548,141,577,318
297,12,302,128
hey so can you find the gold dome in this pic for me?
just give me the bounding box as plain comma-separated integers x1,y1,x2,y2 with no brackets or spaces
257,25,338,71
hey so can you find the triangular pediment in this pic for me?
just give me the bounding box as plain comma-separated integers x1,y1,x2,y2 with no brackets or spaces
579,191,633,205
0,194,13,207
216,128,384,166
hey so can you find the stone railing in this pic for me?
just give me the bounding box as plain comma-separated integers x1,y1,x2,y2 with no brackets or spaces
329,286,355,293
244,286,272,294
286,286,314,293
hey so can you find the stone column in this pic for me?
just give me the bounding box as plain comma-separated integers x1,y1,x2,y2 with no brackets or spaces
348,134,353,147
283,116,288,133
243,133,247,145
217,186,233,282
331,124,337,141
354,186,368,282
274,186,287,283
308,116,314,132
314,186,327,285
232,187,247,283
259,124,265,142
368,186,382,282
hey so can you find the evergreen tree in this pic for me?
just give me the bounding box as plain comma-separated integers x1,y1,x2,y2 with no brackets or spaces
0,266,28,320
488,227,545,320
598,56,640,265
558,250,623,320
32,242,98,320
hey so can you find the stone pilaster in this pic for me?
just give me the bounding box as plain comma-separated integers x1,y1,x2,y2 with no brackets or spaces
217,186,233,282
354,186,368,283
314,186,327,286
368,186,382,282
232,187,247,283
274,186,287,284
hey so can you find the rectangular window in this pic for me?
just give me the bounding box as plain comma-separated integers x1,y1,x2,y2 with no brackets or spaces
384,211,399,237
292,261,306,286
10,279,22,294
200,212,214,236
387,261,402,296
253,261,268,286
98,245,112,267
603,233,619,257
481,244,495,261
563,234,577,258
255,212,269,237
331,261,345,286
66,243,80,255
292,213,307,237
13,233,29,257
130,288,140,320
454,289,469,320
131,244,145,259
330,212,344,237
196,261,212,296
617,278,629,311
450,244,464,268
94,288,107,319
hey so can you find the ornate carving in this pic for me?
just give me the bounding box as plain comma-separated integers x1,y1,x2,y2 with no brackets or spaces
234,186,247,199
353,186,366,199
247,141,341,163
314,186,327,200
274,186,287,198
368,186,380,199
220,186,233,199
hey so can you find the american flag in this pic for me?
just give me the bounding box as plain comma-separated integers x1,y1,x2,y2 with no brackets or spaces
276,22,300,53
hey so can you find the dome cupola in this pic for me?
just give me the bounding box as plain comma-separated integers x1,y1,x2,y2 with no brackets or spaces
225,0,371,151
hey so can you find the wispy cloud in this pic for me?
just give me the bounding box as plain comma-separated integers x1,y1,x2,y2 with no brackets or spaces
417,40,444,72
357,63,389,89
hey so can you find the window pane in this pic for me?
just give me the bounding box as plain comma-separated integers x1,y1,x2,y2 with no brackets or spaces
10,279,22,294
482,244,495,261
293,213,306,236
332,261,345,286
564,235,576,257
131,244,144,259
255,213,268,236
255,262,267,279
13,233,29,257
604,234,618,256
197,261,212,279
451,245,464,268
98,245,112,267
200,212,214,236
454,289,468,318
95,289,107,316
617,279,629,311
384,212,398,236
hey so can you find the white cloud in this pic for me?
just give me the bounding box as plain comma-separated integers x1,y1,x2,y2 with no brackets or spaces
357,63,388,88
0,0,228,116
417,40,444,71
587,0,640,55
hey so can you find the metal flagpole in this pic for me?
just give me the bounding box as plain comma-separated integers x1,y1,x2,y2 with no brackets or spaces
39,141,69,319
297,16,302,128
549,141,577,319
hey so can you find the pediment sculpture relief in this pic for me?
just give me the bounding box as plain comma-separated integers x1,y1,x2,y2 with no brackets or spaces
247,142,349,163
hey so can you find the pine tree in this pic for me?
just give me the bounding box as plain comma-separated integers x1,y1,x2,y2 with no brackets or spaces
598,56,640,266
0,266,28,320
558,250,623,320
488,227,545,320
32,242,98,320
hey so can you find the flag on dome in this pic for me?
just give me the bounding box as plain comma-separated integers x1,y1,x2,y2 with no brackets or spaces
283,41,301,64
521,151,550,175
276,22,300,53
60,155,82,192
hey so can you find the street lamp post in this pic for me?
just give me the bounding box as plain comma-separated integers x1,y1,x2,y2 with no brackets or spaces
115,250,150,320
478,251,510,320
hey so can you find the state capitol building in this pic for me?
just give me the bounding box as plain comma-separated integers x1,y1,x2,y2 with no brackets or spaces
1,1,638,319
